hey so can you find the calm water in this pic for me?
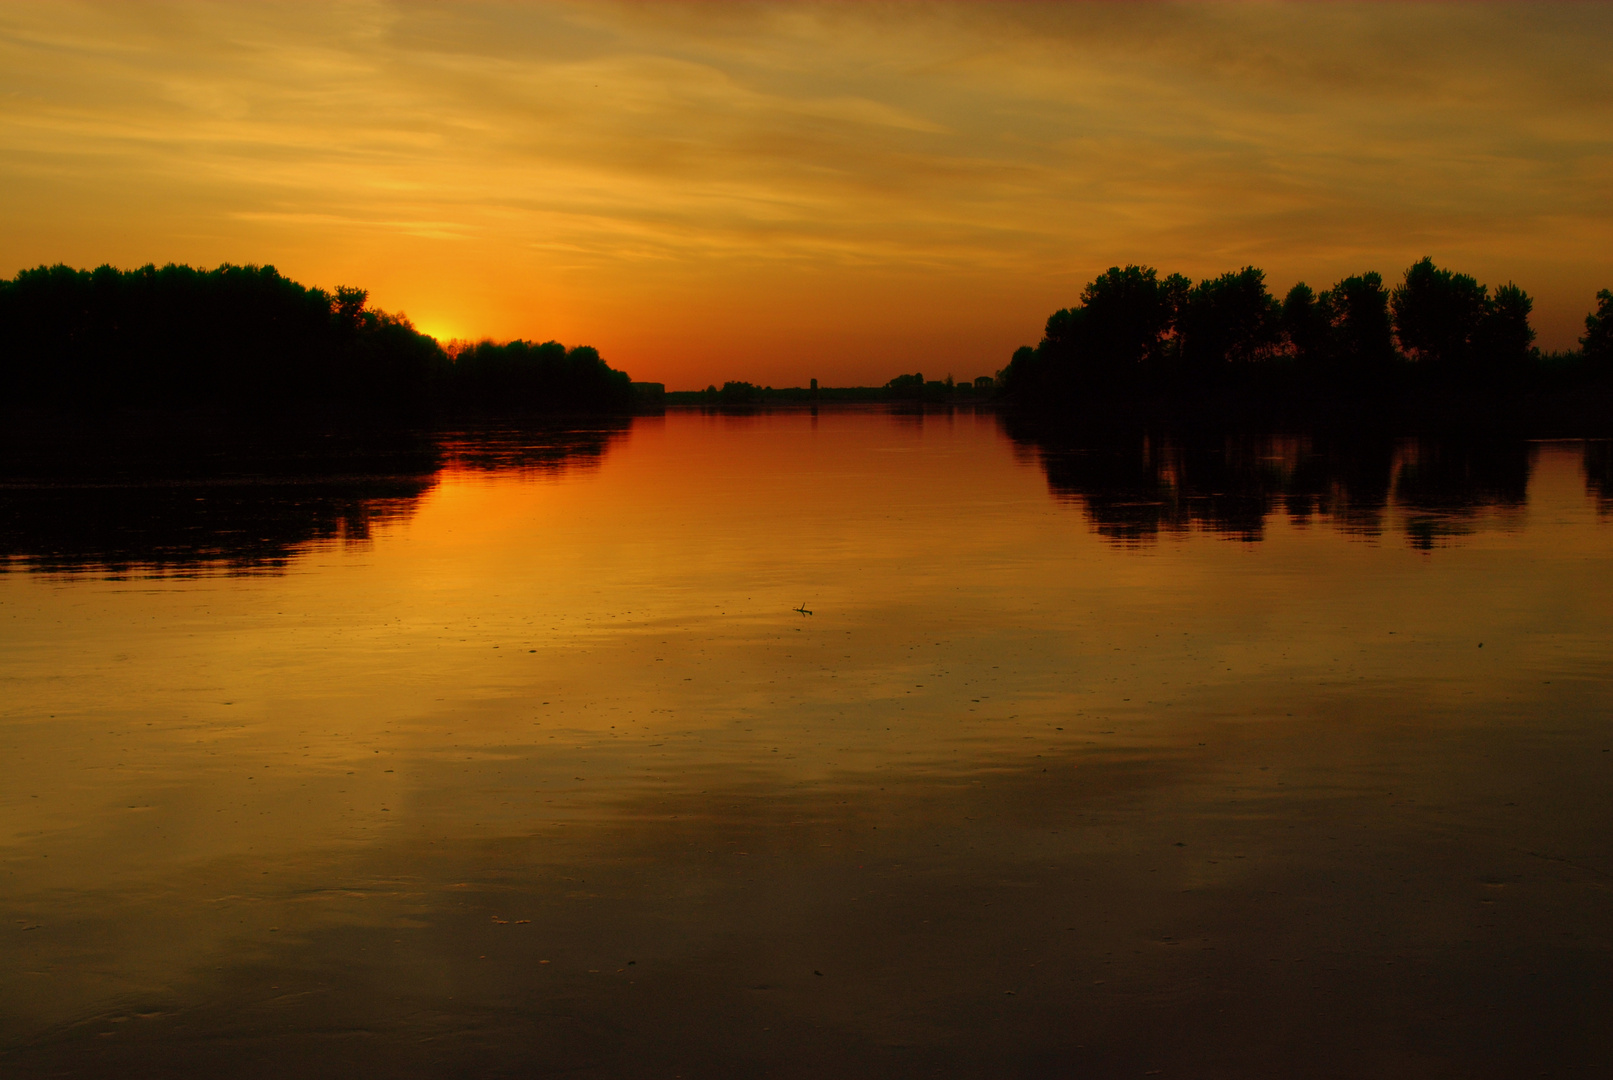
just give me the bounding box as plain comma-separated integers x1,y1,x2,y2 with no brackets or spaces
2,408,1609,1078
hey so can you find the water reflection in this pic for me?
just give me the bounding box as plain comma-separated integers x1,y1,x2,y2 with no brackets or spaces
1003,416,1543,548
1,417,1588,578
1585,440,1613,514
0,407,1609,1078
436,419,632,476
0,422,630,577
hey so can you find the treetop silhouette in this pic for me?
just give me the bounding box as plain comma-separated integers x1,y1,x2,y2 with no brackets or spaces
0,262,634,418
1000,257,1600,410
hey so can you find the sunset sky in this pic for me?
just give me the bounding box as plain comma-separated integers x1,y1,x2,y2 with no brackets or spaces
3,2,1610,388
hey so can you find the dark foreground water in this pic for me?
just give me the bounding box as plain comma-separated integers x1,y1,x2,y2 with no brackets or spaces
1,408,1609,1078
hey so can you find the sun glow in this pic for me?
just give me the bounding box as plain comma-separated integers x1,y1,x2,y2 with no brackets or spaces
405,318,470,348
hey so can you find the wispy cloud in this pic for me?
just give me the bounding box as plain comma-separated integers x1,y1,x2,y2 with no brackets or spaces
1,1,1609,382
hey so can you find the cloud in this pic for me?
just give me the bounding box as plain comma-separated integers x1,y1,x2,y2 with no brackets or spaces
1,0,1609,382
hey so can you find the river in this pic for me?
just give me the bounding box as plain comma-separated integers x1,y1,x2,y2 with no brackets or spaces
2,407,1609,1077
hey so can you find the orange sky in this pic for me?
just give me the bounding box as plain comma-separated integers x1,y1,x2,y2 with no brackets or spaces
2,2,1610,388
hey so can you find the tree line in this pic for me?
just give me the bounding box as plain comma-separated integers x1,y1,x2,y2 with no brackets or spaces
0,263,634,417
1000,259,1613,404
670,375,997,405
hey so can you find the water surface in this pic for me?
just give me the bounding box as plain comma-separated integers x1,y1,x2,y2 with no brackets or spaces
2,408,1609,1077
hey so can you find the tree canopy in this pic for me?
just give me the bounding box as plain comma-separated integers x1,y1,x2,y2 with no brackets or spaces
0,263,634,418
1000,258,1592,408
1389,257,1535,379
1580,289,1613,366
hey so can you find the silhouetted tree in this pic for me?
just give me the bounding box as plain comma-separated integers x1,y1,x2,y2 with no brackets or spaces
448,339,632,412
1390,258,1539,384
980,256,1613,417
877,373,956,403
1079,265,1186,375
996,347,1039,396
1177,267,1282,379
0,263,634,418
999,265,1185,400
1392,258,1488,370
334,285,369,328
1581,289,1613,367
1474,282,1536,374
716,380,762,404
1322,271,1396,384
1281,283,1331,367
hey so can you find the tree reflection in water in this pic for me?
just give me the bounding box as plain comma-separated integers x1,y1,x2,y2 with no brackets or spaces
1585,440,1613,516
2,414,1594,576
0,421,630,577
1001,415,1546,550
